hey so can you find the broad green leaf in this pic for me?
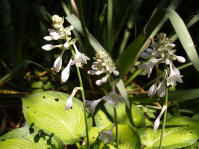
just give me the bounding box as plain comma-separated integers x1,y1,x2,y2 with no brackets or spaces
167,9,199,71
104,102,131,125
94,109,112,129
137,117,199,148
113,124,141,149
88,127,102,144
22,91,92,144
131,105,145,126
0,138,45,149
0,127,64,149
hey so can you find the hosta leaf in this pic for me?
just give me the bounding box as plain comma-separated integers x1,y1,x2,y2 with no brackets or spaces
22,91,92,144
104,103,131,125
113,124,141,149
0,127,64,149
137,117,199,148
131,104,145,126
94,109,112,129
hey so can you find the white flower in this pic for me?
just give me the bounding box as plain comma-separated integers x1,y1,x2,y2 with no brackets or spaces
52,15,64,29
167,61,183,87
138,62,154,78
61,59,72,83
148,82,157,97
99,125,115,143
140,52,153,59
86,98,103,115
65,87,82,110
71,44,90,67
53,50,65,72
154,105,167,131
157,79,166,97
65,96,72,110
104,86,124,108
42,44,62,51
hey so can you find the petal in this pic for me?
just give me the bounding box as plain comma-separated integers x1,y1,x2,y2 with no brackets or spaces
140,52,152,59
64,42,70,48
96,80,102,86
65,96,72,110
148,82,157,97
157,80,166,97
53,56,62,72
86,98,103,115
42,44,56,51
175,55,186,63
153,105,167,131
53,50,65,72
154,117,160,131
61,59,72,83
44,36,53,41
113,70,119,76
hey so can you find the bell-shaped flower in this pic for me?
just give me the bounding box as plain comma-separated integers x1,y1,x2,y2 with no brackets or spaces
157,79,166,97
61,59,72,83
65,96,73,110
138,62,154,78
42,44,62,51
65,87,82,110
167,61,183,87
154,105,167,131
53,50,65,72
99,125,115,144
148,82,157,97
104,86,124,108
71,44,90,67
140,52,153,59
86,98,103,115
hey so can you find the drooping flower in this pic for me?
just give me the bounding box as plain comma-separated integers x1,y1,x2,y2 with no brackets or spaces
71,44,90,67
53,50,65,72
86,98,103,115
154,105,167,131
167,61,183,87
99,125,115,144
148,82,157,97
103,85,124,108
157,79,166,98
138,62,154,78
65,87,82,110
61,59,72,83
42,44,63,51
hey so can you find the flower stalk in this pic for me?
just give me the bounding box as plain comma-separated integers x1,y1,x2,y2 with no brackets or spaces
114,108,119,149
159,79,168,149
71,48,90,149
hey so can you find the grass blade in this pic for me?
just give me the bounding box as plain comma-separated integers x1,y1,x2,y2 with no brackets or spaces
167,9,199,71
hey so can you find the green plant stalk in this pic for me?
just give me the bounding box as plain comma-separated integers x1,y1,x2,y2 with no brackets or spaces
114,108,119,149
159,84,168,149
71,49,90,149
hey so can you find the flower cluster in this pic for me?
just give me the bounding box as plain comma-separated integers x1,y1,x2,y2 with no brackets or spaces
88,51,119,86
86,85,124,115
42,15,90,83
139,33,186,98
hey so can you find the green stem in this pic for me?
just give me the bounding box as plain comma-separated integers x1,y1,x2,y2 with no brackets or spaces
114,108,119,149
159,85,168,149
71,49,90,149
